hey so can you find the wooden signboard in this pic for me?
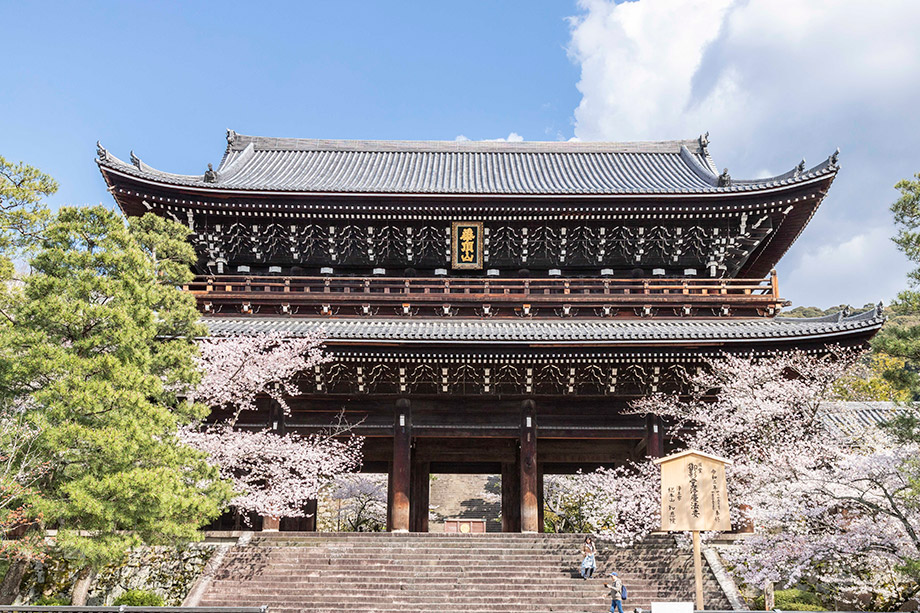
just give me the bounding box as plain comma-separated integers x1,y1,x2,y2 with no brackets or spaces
451,221,483,270
654,449,732,532
653,450,733,610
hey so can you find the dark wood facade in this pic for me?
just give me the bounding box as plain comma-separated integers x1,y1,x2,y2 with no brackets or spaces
98,133,880,532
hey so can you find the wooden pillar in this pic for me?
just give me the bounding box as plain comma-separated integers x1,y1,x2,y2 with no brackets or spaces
390,398,412,532
386,463,394,532
520,399,539,533
501,453,521,533
304,499,317,532
269,398,286,436
410,450,430,532
262,515,279,531
646,414,664,458
537,463,545,533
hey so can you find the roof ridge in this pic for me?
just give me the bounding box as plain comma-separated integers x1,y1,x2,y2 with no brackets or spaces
226,132,704,155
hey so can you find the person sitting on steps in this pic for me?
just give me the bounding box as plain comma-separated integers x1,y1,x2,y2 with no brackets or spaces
580,535,597,579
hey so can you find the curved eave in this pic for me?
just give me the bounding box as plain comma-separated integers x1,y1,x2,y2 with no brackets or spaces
96,153,839,199
199,309,883,349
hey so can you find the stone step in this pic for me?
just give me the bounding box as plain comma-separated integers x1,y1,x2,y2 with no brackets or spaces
199,533,733,612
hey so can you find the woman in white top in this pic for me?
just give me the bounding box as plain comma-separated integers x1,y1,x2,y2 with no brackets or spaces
580,535,597,579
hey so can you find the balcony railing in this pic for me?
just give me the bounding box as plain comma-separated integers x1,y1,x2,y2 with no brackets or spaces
185,272,785,319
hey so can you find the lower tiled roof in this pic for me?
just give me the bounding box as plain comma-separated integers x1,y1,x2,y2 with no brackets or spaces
201,308,882,345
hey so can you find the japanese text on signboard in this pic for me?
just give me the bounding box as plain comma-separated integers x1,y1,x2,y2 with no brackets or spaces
658,452,731,532
451,222,483,270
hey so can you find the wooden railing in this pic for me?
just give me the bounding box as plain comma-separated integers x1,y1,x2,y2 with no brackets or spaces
184,272,785,318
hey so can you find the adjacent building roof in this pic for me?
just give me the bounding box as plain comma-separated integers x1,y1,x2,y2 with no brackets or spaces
201,306,883,346
822,402,905,436
96,132,839,197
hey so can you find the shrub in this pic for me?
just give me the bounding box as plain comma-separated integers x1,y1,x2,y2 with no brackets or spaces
113,589,165,606
753,588,827,611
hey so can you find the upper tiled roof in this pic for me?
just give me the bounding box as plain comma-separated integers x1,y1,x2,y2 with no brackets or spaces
96,132,839,196
201,306,882,345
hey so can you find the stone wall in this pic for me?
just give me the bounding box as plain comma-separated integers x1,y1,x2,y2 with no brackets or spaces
15,544,215,605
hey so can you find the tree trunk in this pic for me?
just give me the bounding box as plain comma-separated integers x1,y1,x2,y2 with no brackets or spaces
70,567,95,606
763,580,774,611
0,560,26,605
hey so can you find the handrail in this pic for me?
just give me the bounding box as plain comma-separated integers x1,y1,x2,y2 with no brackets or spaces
186,275,777,298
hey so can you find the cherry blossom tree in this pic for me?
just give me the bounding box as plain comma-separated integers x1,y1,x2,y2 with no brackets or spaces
630,349,920,610
182,333,364,520
543,463,659,546
182,426,362,520
321,473,387,532
723,427,920,610
187,332,329,423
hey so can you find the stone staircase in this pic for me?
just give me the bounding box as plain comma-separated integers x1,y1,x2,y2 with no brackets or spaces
198,532,733,613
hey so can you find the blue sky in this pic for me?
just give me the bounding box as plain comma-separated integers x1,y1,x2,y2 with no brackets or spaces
3,0,920,308
2,1,579,205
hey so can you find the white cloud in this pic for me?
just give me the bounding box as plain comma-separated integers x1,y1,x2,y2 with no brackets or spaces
454,132,524,142
485,132,524,142
567,0,920,306
782,226,911,308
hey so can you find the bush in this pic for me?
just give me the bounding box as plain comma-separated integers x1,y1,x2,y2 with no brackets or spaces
113,589,165,606
753,588,827,611
34,595,70,605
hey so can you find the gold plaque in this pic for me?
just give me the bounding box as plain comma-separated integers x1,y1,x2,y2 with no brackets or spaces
653,450,732,532
451,221,483,270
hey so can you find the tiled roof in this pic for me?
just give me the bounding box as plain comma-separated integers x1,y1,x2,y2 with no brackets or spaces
96,132,839,196
201,307,882,345
822,402,904,436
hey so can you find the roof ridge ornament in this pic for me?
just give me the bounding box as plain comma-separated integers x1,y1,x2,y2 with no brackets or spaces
203,163,219,183
130,150,141,168
698,132,710,153
96,141,108,161
227,129,238,146
829,148,840,168
795,159,806,176
718,168,732,187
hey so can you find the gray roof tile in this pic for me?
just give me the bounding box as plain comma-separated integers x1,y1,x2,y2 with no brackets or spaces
201,308,883,345
97,133,839,196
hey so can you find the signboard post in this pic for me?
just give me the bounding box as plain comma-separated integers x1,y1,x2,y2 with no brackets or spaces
653,450,733,611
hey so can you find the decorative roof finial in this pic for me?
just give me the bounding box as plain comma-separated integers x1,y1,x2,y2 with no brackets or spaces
829,148,840,167
699,132,710,153
227,129,238,146
795,159,806,176
203,163,219,183
718,168,732,187
842,305,851,318
130,150,141,168
877,300,884,313
96,141,108,160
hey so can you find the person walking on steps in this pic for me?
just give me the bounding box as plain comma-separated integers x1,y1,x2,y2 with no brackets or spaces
580,536,597,579
605,571,625,613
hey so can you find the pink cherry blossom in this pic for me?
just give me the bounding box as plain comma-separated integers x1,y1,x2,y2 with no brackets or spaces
182,333,363,519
